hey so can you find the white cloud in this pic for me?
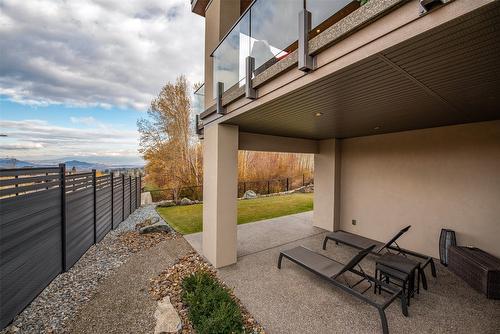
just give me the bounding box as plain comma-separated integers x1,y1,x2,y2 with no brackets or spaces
70,116,98,126
0,141,44,150
0,119,140,162
0,0,204,110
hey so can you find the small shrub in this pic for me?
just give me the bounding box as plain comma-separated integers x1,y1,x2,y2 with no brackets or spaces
181,271,244,334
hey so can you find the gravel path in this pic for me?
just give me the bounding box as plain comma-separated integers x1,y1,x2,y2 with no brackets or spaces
65,238,193,334
1,204,167,334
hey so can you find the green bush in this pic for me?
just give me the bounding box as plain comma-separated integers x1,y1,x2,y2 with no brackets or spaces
182,272,244,334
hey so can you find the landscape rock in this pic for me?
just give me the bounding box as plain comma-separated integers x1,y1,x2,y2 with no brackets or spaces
154,297,182,334
292,184,314,193
141,192,153,205
242,190,257,199
157,200,176,208
179,198,193,206
139,223,171,234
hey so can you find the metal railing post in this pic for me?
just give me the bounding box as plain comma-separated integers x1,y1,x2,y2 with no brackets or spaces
129,175,132,215
245,56,256,99
122,174,125,222
59,163,67,272
110,172,114,229
92,169,97,244
195,114,202,135
138,175,142,207
298,9,314,71
216,81,225,114
286,178,289,192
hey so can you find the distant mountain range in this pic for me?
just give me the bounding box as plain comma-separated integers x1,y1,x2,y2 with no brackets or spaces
0,158,143,170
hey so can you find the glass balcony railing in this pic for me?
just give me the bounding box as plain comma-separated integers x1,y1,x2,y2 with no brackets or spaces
193,83,205,115
193,83,204,132
211,0,360,97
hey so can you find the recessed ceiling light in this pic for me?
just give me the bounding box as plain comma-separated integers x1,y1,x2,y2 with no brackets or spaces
315,112,323,117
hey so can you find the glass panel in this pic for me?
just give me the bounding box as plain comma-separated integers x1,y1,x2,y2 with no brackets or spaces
308,0,359,33
250,0,302,75
213,12,250,95
193,83,204,116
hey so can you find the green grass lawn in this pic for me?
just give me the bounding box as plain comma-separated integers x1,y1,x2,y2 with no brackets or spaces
157,193,313,234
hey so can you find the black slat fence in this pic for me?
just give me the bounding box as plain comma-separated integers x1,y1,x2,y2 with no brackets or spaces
0,165,141,329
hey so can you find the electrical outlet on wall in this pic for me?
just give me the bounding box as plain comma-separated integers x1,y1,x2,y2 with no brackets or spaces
352,219,357,225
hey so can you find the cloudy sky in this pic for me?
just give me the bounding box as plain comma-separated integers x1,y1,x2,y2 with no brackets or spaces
0,0,204,165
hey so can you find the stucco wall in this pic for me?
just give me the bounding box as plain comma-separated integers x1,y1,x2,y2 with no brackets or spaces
339,120,500,258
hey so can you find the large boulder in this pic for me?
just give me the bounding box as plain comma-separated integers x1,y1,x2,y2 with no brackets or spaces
154,296,182,334
180,197,193,205
242,190,257,199
139,222,171,234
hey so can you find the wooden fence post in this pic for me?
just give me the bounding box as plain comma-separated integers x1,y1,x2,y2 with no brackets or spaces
286,178,289,192
303,174,305,187
92,169,97,244
122,174,125,222
110,172,114,229
129,175,132,214
59,163,67,272
267,180,270,194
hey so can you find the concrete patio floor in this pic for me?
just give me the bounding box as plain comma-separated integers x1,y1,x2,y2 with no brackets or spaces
184,211,324,258
184,213,500,333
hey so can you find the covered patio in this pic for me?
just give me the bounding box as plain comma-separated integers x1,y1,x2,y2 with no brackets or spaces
185,213,500,333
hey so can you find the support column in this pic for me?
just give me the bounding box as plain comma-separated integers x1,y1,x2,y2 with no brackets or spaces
313,139,341,231
202,124,238,268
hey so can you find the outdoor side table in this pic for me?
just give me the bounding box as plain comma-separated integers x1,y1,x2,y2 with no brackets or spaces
375,254,421,306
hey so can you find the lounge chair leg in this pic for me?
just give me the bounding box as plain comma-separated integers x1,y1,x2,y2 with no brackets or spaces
430,259,437,278
322,237,328,250
277,254,284,269
420,269,428,290
378,308,389,334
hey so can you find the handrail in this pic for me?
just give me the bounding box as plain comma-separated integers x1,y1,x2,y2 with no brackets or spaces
194,83,204,96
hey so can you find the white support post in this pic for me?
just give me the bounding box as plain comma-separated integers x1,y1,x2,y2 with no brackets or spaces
313,139,341,231
202,124,239,267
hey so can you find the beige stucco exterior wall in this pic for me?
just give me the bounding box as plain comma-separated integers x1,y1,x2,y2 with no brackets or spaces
204,0,240,107
202,123,239,268
339,120,500,258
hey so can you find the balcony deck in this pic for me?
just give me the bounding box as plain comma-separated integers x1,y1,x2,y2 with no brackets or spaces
200,0,500,140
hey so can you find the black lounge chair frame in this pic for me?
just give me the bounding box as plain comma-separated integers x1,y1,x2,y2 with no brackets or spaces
322,226,437,284
278,245,408,334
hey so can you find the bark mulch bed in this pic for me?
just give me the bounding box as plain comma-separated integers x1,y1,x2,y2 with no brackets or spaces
118,230,181,253
149,252,266,334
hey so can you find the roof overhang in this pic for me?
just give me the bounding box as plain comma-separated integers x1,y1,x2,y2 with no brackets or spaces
191,0,209,17
204,0,500,140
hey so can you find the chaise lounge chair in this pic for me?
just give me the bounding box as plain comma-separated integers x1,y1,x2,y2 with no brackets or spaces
278,245,408,334
322,226,437,287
